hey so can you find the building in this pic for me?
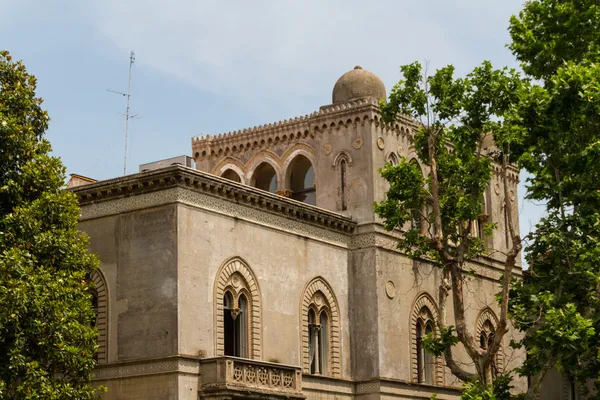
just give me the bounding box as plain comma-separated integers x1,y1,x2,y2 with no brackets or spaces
71,66,530,399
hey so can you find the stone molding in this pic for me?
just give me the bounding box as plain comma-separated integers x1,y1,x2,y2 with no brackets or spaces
214,257,262,359
350,230,522,280
91,269,108,364
303,376,461,399
300,277,341,377
410,292,445,386
70,166,355,236
92,356,200,380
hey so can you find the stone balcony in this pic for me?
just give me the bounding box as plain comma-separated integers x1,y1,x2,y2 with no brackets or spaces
198,357,305,400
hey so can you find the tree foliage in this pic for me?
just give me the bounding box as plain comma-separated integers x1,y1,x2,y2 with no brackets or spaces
507,0,600,397
0,50,102,399
376,61,524,386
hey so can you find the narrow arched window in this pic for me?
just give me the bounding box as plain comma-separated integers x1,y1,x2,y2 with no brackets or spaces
479,319,498,380
301,280,340,377
223,291,235,357
424,322,434,384
416,321,424,383
319,311,329,375
237,294,248,358
416,320,434,384
333,152,351,212
223,290,249,358
340,159,347,211
475,193,489,240
89,270,108,364
215,258,261,359
308,309,317,374
412,298,440,386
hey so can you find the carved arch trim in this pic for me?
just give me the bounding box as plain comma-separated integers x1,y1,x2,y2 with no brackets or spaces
246,151,282,188
410,292,444,385
475,307,504,372
91,269,108,364
407,153,427,176
300,277,341,377
332,151,354,168
211,157,246,182
282,147,317,190
214,256,262,359
386,151,399,165
281,143,315,165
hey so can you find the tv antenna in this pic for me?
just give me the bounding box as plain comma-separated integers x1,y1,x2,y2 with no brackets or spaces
107,50,137,175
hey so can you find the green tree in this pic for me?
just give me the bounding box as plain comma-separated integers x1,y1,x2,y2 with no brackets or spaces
0,51,103,398
376,60,524,387
507,0,600,397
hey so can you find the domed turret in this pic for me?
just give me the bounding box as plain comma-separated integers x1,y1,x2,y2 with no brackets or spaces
332,65,386,104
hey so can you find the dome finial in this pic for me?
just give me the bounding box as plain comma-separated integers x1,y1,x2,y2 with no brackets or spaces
332,66,386,104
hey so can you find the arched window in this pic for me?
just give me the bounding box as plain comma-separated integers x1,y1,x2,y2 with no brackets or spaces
286,155,316,205
388,152,399,166
479,320,498,379
252,162,278,193
89,270,108,364
416,308,435,384
411,293,442,385
340,159,347,211
333,152,352,212
222,169,242,183
476,308,504,379
223,291,248,358
301,278,341,377
215,257,262,359
473,192,489,240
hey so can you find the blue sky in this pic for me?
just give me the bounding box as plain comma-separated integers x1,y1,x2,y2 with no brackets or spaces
1,0,543,260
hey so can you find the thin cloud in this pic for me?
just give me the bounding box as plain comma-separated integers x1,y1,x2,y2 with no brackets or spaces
90,0,523,112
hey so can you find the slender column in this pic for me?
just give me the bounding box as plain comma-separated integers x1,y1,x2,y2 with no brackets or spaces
312,324,321,375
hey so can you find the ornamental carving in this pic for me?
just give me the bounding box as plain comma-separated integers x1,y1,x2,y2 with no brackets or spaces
214,257,262,359
385,280,396,299
352,137,363,149
300,277,341,377
410,292,444,386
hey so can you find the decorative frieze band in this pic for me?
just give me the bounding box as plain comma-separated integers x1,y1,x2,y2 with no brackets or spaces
71,166,355,237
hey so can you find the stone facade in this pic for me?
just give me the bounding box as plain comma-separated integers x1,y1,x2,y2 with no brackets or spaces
72,66,531,399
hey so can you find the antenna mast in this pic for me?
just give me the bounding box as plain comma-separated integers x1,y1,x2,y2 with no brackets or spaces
107,50,136,175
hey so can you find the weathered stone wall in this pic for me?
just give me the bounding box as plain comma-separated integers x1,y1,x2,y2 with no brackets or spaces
176,202,352,375
95,374,179,400
79,205,178,363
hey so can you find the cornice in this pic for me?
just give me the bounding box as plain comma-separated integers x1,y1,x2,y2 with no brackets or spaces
70,165,356,235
